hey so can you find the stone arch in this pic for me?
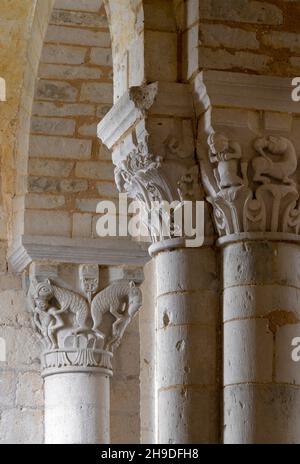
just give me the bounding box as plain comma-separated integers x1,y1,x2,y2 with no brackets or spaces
5,0,55,249
10,0,117,251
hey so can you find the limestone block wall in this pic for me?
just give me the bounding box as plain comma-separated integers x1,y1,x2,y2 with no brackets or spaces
1,0,141,444
0,266,43,444
173,0,300,82
0,0,53,444
25,0,116,242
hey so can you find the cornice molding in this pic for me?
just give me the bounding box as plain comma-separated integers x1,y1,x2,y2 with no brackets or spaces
194,70,300,114
97,81,194,151
8,235,149,272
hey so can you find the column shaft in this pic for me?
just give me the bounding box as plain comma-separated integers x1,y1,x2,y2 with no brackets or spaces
223,240,300,443
44,372,110,444
154,246,220,443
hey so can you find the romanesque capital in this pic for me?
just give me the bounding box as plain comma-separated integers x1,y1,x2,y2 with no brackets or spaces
27,264,142,376
200,131,300,237
98,82,203,242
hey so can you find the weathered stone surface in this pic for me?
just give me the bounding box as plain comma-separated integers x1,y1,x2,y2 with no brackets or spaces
16,372,43,407
199,47,272,71
156,248,218,294
72,212,92,237
36,79,78,102
28,177,88,193
96,182,118,198
158,388,218,444
39,64,102,80
24,211,71,236
30,135,92,159
224,384,300,443
223,242,300,289
54,0,103,12
25,193,65,209
200,24,260,49
31,117,75,136
80,82,113,103
75,161,114,180
41,44,87,65
50,9,108,28
224,319,273,384
199,0,283,25
0,408,44,444
223,285,300,322
46,25,111,47
262,31,300,53
29,159,74,177
90,47,112,66
32,102,95,117
0,370,15,407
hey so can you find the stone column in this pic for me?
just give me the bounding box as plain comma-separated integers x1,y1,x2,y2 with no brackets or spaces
196,79,300,442
221,237,300,443
44,371,110,444
98,82,221,443
150,240,219,444
27,264,142,444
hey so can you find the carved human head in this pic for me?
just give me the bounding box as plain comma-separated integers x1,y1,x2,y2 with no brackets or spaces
79,264,99,295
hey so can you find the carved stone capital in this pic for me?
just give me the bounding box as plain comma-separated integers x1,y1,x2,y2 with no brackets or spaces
200,131,300,237
98,82,203,243
27,265,142,376
195,70,300,242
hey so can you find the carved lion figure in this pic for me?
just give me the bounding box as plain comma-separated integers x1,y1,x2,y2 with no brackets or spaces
91,280,142,351
27,279,90,338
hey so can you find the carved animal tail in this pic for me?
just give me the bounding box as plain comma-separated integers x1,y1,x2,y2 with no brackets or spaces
75,301,89,330
91,304,102,333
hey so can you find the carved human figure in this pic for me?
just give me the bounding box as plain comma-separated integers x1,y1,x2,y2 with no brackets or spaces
208,132,247,189
28,280,64,349
252,135,297,185
91,280,142,351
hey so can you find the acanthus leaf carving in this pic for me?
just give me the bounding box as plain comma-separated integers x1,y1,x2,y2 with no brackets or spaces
114,135,201,242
